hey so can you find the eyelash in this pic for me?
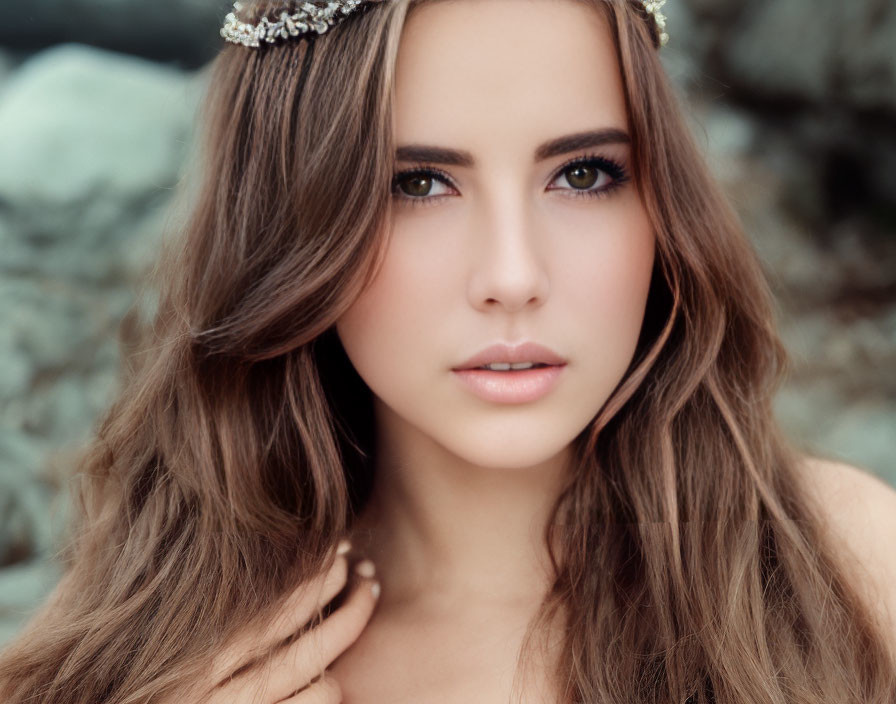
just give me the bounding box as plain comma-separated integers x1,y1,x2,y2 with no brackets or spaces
390,152,631,209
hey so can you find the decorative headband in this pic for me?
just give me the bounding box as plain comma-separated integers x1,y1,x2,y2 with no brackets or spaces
221,0,669,49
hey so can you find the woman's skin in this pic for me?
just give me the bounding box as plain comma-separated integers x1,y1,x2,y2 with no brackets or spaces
330,0,654,700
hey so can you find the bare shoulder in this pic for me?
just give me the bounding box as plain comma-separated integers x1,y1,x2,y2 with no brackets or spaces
794,454,896,647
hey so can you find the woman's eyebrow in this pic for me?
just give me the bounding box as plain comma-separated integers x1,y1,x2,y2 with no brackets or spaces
394,128,631,166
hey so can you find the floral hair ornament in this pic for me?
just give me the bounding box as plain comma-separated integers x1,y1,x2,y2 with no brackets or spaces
220,0,386,48
221,0,669,49
641,0,669,47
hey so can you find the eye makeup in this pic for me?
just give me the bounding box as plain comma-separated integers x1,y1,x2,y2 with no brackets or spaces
391,152,631,209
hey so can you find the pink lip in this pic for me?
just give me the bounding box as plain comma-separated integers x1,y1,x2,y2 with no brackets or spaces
452,365,565,404
452,341,567,371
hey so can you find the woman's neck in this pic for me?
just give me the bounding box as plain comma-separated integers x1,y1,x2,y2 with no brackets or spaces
348,401,572,612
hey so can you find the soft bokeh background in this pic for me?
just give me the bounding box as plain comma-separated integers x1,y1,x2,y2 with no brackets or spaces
1,0,894,646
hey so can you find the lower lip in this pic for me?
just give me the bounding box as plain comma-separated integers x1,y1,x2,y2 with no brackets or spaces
451,365,566,404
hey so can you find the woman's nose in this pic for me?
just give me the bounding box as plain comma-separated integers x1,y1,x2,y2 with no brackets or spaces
466,202,551,314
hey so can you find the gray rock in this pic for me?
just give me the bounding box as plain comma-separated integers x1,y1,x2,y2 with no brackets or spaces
684,0,896,111
0,44,200,285
0,279,114,375
679,0,896,216
0,278,130,428
0,431,59,566
838,1,896,112
0,322,32,399
0,44,196,600
725,0,838,102
0,559,63,648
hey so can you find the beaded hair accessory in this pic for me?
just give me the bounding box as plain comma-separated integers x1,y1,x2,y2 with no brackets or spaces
221,0,669,48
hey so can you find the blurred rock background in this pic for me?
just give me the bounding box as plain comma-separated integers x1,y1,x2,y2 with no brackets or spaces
0,0,894,645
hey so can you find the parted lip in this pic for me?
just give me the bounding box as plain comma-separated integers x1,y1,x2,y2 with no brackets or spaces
452,342,568,371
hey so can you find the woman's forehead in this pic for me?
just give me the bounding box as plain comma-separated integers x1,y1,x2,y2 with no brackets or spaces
393,0,629,148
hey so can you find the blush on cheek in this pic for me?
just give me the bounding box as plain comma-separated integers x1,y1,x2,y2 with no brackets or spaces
576,235,655,357
573,235,653,301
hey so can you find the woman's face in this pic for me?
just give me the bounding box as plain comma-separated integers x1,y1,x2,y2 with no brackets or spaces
336,0,655,470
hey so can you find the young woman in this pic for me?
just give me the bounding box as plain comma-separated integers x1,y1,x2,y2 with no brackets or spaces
1,0,894,702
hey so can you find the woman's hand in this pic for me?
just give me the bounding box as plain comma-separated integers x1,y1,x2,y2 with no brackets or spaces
189,540,378,703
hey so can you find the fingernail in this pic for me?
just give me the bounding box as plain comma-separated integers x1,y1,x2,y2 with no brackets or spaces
336,539,351,556
355,559,376,578
371,581,381,599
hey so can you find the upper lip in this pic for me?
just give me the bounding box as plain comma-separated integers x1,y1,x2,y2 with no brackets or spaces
452,342,568,370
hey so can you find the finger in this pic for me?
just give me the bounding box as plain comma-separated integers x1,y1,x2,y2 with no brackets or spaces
259,562,379,701
214,572,377,704
211,541,352,684
277,672,343,703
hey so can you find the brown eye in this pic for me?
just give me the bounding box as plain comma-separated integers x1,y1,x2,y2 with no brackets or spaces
399,175,435,198
564,164,601,190
391,167,455,205
548,155,630,200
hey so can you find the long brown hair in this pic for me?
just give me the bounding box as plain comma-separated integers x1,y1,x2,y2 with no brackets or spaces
1,1,893,702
